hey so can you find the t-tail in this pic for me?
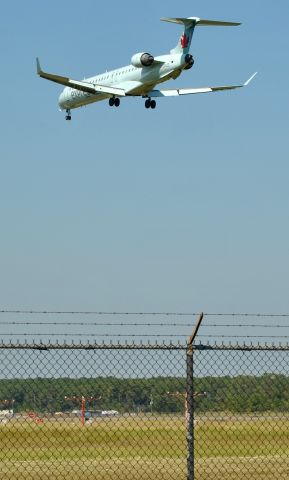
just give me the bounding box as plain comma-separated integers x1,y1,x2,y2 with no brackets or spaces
161,17,241,54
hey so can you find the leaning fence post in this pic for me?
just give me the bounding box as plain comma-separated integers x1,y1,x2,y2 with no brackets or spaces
186,313,204,480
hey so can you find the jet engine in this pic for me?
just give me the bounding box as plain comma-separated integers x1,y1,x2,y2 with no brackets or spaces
184,54,195,70
131,52,154,68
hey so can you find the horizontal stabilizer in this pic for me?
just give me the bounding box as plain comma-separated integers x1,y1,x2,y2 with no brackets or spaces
161,17,200,25
197,19,241,27
161,17,241,27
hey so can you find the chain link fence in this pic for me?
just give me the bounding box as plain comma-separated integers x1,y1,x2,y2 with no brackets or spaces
0,342,289,479
191,344,289,480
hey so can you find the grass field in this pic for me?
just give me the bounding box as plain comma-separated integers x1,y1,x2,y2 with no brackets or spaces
0,415,289,479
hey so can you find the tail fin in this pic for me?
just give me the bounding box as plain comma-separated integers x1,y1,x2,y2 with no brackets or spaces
161,17,241,54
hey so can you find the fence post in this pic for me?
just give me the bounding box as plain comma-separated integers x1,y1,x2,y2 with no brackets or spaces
186,313,204,480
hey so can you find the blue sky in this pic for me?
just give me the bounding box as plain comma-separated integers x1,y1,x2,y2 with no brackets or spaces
0,0,289,340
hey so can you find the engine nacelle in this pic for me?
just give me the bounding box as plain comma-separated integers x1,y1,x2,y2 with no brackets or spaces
184,54,195,70
131,52,154,68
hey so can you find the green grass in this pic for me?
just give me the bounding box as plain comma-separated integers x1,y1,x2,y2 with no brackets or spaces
0,415,289,479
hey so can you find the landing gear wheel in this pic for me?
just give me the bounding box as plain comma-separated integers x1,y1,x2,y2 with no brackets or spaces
145,99,151,109
150,100,156,109
114,98,120,107
109,97,115,107
65,109,72,121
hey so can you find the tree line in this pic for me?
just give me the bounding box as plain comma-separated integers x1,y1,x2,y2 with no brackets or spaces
0,373,288,414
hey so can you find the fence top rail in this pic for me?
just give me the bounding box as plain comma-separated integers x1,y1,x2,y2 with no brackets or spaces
194,343,289,351
0,341,289,351
0,341,187,351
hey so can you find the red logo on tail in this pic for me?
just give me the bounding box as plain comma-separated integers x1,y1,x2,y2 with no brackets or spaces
181,34,190,49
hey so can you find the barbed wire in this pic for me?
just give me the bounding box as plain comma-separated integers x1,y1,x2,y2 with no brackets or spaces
0,333,289,338
0,322,288,327
1,310,289,317
0,311,288,342
0,333,190,337
0,322,193,327
0,321,199,327
0,310,196,316
199,335,289,338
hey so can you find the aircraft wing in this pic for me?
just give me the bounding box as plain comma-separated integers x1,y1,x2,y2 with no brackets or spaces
115,81,145,95
36,58,126,97
148,73,257,97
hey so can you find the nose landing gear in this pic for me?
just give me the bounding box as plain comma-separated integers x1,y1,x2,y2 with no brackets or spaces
145,98,156,109
65,109,72,121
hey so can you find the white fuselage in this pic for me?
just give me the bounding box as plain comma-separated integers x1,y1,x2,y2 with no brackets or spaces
58,54,187,110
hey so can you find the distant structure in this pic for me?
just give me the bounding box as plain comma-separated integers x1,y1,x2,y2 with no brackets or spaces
84,410,119,419
0,409,13,423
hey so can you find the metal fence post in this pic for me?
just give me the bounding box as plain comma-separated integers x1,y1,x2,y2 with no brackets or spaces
186,313,204,480
186,343,194,480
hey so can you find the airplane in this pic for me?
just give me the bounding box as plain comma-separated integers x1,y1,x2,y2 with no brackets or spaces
36,16,257,120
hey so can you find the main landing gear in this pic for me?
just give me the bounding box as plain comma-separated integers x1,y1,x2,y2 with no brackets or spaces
65,109,71,121
145,98,156,109
109,97,120,107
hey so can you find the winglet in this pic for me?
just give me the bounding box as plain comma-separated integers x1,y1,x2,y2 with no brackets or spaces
36,57,42,75
244,72,258,86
